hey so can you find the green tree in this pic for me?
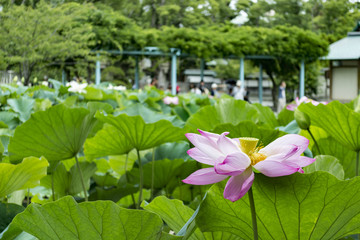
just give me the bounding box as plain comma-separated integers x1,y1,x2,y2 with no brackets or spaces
0,1,94,84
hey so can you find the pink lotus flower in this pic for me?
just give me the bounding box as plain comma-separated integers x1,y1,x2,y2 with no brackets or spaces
286,96,327,111
183,130,315,202
163,96,179,105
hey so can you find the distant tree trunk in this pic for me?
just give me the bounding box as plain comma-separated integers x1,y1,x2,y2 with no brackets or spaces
150,0,157,28
266,69,278,111
22,61,31,86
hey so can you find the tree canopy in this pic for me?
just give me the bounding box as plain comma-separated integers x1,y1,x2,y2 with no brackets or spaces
0,0,356,99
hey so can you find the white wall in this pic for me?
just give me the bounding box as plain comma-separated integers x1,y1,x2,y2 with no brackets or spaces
332,67,358,101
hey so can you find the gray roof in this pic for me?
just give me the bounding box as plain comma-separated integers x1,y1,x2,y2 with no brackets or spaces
325,32,360,60
184,69,217,76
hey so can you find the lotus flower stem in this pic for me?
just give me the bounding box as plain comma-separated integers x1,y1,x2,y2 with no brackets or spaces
151,148,155,201
307,128,320,155
136,149,143,209
75,155,88,202
124,153,136,208
248,187,258,240
51,173,55,201
356,151,359,176
26,188,30,206
51,162,59,201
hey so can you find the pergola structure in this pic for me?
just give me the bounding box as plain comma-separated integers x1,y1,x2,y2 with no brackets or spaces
94,48,306,103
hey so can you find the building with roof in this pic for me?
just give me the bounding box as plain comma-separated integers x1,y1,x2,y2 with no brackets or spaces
325,22,360,101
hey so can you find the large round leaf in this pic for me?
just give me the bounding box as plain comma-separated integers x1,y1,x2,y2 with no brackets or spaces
316,138,357,179
185,99,259,132
1,196,163,240
41,161,97,199
304,155,344,180
0,157,48,197
0,203,25,232
117,103,184,127
252,103,278,128
143,141,190,163
7,97,35,123
143,196,239,240
84,124,133,159
196,172,360,239
8,104,97,163
213,121,286,146
301,126,357,178
96,112,185,150
299,101,360,151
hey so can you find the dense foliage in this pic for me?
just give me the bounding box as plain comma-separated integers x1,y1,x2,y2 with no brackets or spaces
0,82,360,239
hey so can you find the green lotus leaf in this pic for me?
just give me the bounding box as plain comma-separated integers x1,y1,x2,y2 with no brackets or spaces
299,101,360,151
127,159,184,190
96,112,185,151
33,98,52,112
0,112,19,130
252,103,278,128
88,184,138,202
314,138,356,179
304,155,344,180
1,196,163,240
108,150,137,176
41,161,96,198
117,103,184,127
84,124,133,159
0,157,48,197
143,196,241,240
185,99,259,132
143,196,207,240
82,86,103,100
196,172,360,239
301,125,357,179
86,101,114,138
172,106,190,122
8,104,97,163
0,203,25,232
7,97,35,122
143,141,190,163
213,121,286,146
277,107,295,126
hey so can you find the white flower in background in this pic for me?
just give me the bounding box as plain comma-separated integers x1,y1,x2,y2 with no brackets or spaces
66,81,87,94
107,84,126,91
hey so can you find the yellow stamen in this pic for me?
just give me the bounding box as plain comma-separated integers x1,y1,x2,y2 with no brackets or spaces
250,152,267,165
239,137,259,155
238,137,267,165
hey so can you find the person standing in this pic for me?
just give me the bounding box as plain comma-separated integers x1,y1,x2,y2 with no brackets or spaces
277,81,286,113
233,80,245,100
190,83,201,94
199,80,209,95
210,83,220,98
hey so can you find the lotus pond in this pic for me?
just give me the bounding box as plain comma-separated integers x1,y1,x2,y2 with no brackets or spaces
0,80,360,240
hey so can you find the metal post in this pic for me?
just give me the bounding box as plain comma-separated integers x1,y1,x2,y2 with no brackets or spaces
259,63,263,104
62,69,66,85
171,49,178,95
239,58,245,87
95,53,101,85
200,59,205,82
300,59,305,98
135,56,139,89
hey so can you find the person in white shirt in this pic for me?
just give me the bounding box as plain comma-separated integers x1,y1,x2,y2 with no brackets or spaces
233,80,245,100
190,83,202,94
277,81,286,113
